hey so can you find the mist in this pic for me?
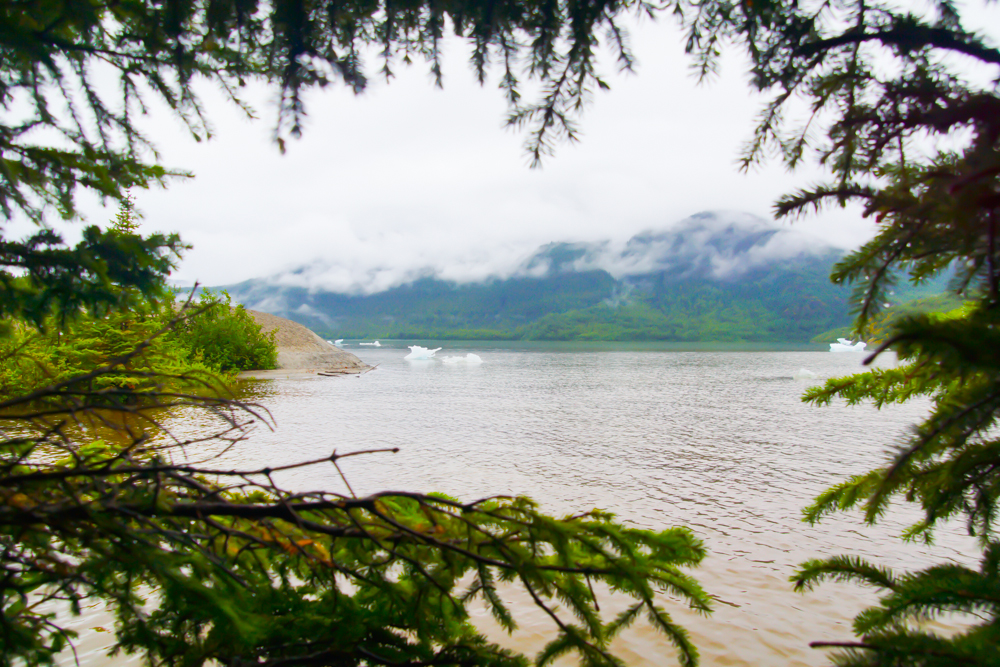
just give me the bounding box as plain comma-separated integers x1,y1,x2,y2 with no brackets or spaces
237,210,841,295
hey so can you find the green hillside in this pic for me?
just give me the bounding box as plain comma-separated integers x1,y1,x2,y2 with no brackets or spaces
812,293,967,344
224,258,857,342
220,216,956,343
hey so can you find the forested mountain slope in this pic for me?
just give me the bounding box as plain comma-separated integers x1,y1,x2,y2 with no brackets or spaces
221,212,948,342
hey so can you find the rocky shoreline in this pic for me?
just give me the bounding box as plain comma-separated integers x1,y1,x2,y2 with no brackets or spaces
239,311,371,379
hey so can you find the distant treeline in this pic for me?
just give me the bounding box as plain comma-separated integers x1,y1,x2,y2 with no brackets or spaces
811,293,968,344
325,290,963,344
321,291,851,342
228,252,956,344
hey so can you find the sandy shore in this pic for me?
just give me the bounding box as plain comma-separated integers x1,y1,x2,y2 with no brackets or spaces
238,311,371,379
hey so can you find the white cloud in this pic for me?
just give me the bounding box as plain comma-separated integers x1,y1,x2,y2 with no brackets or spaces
28,15,947,288
249,210,839,294
572,211,834,281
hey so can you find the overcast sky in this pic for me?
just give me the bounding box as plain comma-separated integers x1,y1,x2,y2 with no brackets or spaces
17,5,1000,292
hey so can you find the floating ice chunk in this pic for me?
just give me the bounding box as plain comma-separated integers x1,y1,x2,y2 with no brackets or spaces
442,353,483,365
334,339,344,345
405,345,441,360
793,368,817,380
830,339,867,352
360,341,381,347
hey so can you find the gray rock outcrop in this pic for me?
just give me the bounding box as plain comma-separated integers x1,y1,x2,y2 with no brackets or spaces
246,310,370,376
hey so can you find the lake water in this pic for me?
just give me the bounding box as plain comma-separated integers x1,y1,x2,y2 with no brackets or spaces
59,342,977,666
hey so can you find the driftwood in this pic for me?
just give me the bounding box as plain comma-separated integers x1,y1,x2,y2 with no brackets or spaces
318,363,379,377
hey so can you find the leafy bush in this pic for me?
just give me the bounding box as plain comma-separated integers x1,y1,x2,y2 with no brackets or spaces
0,305,216,402
811,295,968,344
1,249,709,667
170,290,277,373
0,291,278,402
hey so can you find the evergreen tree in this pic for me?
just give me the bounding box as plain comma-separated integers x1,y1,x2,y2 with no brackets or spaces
110,191,140,235
1,3,713,666
675,0,999,663
2,0,997,664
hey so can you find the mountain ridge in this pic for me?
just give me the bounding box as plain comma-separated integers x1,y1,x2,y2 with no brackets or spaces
216,212,946,342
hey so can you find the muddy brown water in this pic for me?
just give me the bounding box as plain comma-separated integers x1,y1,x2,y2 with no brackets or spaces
47,343,977,666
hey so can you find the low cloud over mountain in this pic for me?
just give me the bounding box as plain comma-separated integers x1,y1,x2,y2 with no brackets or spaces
218,211,868,342
247,211,835,297
522,211,833,281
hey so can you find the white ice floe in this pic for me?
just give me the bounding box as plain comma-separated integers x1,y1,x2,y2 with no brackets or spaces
441,353,484,365
334,339,344,345
793,368,818,380
829,338,867,352
405,345,441,360
360,341,381,347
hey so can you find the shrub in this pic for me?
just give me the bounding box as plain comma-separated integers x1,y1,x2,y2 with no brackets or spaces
172,290,278,372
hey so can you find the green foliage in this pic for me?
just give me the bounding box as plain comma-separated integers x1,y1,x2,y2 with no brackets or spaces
311,272,622,339
0,290,279,402
519,303,673,341
0,303,215,402
793,547,1000,667
811,294,967,344
0,193,273,401
173,290,278,372
1,0,660,222
810,326,855,344
110,191,140,235
332,328,519,341
516,282,847,342
801,304,997,541
861,295,970,346
679,0,1000,661
0,203,202,401
2,418,713,666
256,260,855,342
0,227,184,332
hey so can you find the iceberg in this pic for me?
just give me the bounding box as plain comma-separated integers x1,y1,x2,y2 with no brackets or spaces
334,339,344,346
360,341,381,347
830,338,867,352
405,345,441,360
442,353,484,365
793,368,818,380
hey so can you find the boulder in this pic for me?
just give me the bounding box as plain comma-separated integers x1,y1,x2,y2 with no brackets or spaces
244,311,371,377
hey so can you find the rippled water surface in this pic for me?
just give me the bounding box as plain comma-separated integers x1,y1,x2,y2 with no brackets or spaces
68,343,978,666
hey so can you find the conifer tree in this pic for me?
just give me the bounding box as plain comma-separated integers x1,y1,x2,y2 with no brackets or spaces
675,0,1000,663
110,191,140,235
2,0,997,665
1,3,714,665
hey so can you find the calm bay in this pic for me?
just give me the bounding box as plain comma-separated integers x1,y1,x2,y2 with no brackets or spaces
66,342,976,666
